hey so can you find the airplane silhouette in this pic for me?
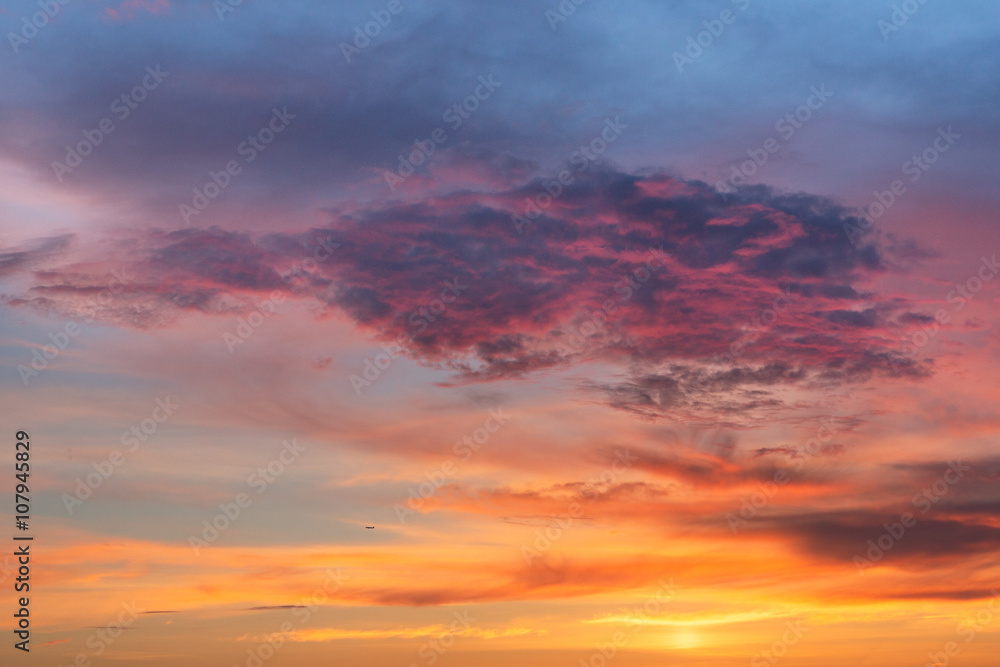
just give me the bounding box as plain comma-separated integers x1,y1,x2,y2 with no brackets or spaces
365,526,375,529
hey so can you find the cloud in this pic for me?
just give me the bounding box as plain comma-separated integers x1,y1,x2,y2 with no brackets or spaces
243,605,307,611
765,513,1000,565
0,234,74,279
3,165,935,415
104,0,170,22
36,639,71,648
277,625,538,643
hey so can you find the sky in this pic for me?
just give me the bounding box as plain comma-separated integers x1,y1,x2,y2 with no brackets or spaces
1,0,1000,665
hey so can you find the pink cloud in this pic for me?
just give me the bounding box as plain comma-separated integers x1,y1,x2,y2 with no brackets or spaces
104,0,170,22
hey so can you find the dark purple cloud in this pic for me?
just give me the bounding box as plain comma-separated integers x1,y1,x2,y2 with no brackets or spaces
2,165,938,413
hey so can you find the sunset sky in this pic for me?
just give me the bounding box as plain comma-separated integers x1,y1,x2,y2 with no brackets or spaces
2,1,1000,666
